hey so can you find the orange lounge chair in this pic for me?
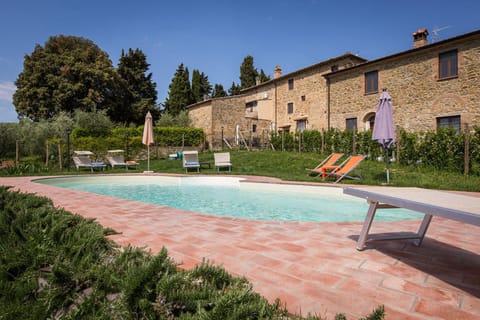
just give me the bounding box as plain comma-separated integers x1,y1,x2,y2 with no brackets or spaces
306,153,344,176
323,154,366,183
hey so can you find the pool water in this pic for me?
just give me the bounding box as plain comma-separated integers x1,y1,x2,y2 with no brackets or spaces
36,176,423,222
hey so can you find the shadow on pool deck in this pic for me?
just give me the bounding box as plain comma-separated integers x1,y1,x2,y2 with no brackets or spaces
348,234,480,298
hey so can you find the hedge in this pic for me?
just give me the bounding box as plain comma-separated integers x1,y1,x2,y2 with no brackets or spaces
271,127,480,175
71,127,205,156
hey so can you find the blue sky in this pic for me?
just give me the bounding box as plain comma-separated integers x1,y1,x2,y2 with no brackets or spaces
0,0,478,123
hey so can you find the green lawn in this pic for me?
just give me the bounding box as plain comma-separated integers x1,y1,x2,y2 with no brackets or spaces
142,150,480,192
3,149,480,192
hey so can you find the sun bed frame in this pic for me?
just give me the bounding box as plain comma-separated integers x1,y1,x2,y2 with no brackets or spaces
182,150,200,173
214,152,232,172
343,186,480,251
106,149,138,170
72,151,106,172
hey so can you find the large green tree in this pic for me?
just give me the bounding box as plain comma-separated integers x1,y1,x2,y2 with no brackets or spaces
191,69,212,102
117,48,159,125
13,35,123,121
163,64,195,116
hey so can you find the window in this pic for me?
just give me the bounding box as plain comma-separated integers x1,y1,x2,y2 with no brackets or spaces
437,115,461,133
364,70,378,94
439,50,458,79
301,95,306,101
346,118,357,131
252,124,257,133
287,102,294,114
288,79,294,90
296,120,307,132
245,101,257,112
364,112,376,131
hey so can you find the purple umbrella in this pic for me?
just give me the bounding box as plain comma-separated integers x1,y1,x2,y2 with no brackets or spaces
372,89,395,183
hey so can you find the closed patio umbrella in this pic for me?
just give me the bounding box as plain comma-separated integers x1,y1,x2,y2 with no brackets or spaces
142,111,154,173
372,89,395,183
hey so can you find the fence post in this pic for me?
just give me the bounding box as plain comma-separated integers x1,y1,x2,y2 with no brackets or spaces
352,128,357,155
58,143,62,170
15,140,19,165
45,143,49,167
321,129,325,153
464,123,470,176
298,131,302,153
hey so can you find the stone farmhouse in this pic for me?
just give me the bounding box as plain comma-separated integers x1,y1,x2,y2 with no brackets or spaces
187,29,480,149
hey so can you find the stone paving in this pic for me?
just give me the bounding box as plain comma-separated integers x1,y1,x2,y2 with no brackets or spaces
1,175,479,319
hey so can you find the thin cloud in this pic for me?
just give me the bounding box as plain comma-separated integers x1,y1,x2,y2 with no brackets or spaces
0,81,16,102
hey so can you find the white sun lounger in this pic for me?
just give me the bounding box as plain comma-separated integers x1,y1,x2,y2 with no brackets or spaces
72,150,106,172
106,150,138,170
343,186,480,250
214,152,232,172
182,150,200,173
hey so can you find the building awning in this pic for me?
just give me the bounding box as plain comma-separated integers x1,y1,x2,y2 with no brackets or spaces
294,115,308,121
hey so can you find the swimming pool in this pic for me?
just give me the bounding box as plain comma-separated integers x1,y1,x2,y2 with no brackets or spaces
35,176,423,222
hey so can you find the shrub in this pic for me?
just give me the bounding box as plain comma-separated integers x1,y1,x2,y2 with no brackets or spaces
417,128,465,171
73,109,114,137
270,131,296,151
153,127,204,147
300,130,323,152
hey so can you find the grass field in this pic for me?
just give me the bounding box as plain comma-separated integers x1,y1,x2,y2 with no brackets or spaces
2,149,480,192
139,150,480,192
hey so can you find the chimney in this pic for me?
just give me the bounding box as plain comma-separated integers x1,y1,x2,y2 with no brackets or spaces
413,28,429,48
274,65,282,78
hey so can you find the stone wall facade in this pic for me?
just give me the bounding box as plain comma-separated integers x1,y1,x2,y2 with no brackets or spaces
188,30,480,146
188,95,271,149
240,54,366,132
326,31,480,132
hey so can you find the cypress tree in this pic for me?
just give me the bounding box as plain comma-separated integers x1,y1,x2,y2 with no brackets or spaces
191,69,212,102
228,82,241,96
258,69,271,83
117,48,158,125
164,64,195,116
239,55,258,89
212,84,227,98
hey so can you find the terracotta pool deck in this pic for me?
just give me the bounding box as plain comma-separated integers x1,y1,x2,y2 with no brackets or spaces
1,174,479,320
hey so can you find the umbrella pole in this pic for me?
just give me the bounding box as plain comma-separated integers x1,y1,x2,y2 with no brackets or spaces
386,147,390,184
147,145,150,172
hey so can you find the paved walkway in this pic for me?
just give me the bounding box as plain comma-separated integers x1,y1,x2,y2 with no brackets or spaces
1,175,479,319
